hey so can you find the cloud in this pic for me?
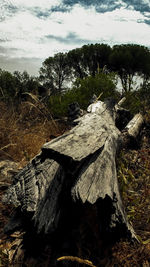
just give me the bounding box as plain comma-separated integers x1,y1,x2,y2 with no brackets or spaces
53,0,126,13
124,0,150,13
0,1,18,21
144,19,150,25
1,0,62,21
50,5,71,13
0,38,10,42
0,0,150,74
60,0,150,14
50,6,150,46
0,51,42,75
2,0,150,18
45,32,93,45
54,0,150,25
0,4,150,58
10,0,61,9
30,8,51,19
2,0,150,20
62,0,120,8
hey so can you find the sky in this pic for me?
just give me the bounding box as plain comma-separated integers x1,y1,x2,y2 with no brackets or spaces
0,0,150,76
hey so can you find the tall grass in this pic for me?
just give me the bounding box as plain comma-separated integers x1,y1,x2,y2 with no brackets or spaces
0,96,67,167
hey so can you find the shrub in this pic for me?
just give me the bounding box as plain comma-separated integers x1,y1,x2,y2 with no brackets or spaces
48,72,120,117
121,82,150,115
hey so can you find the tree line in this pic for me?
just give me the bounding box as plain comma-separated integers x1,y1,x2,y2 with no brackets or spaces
0,43,150,114
39,43,150,94
0,69,39,104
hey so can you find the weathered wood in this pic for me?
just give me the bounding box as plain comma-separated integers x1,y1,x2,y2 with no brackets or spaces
124,113,144,138
3,157,59,212
3,98,143,243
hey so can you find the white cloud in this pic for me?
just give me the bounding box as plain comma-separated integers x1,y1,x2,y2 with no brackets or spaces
142,0,150,6
10,0,61,9
51,5,150,45
0,1,150,74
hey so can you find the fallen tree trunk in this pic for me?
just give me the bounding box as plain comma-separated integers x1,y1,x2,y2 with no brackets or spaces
124,113,144,138
2,98,144,265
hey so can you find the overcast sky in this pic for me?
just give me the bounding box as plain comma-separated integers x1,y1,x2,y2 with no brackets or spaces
0,0,150,76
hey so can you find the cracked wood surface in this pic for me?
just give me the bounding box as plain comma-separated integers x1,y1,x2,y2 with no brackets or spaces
3,99,142,238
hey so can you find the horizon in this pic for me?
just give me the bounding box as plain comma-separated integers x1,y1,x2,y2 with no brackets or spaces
0,42,150,77
0,0,150,75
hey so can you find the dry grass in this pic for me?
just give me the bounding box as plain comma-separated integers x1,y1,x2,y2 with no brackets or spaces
0,100,150,266
0,99,68,266
111,131,150,266
0,100,67,167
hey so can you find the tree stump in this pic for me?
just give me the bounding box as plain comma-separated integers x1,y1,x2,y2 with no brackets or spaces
2,98,144,265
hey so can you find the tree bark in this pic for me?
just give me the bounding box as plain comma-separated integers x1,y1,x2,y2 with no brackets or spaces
2,98,144,264
124,113,144,138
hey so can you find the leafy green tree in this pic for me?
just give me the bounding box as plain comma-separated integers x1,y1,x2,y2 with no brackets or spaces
67,47,86,79
72,72,118,109
81,43,112,76
0,68,39,105
48,72,119,116
138,81,150,110
67,43,112,78
13,71,39,101
109,44,150,93
39,52,72,95
0,69,17,102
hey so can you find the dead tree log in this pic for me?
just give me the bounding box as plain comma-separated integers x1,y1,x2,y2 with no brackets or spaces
2,98,144,263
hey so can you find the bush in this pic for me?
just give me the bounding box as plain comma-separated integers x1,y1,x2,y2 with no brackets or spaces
122,91,142,115
121,82,150,115
48,72,120,117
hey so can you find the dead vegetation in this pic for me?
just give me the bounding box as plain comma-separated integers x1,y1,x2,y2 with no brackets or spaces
112,142,150,266
0,97,67,167
0,98,68,266
0,98,150,266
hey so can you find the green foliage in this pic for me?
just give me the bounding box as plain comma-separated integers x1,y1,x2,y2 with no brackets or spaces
0,69,17,101
1,42,150,116
13,71,39,101
39,43,112,95
40,43,150,98
67,43,112,78
120,81,150,115
48,72,119,116
67,47,86,79
0,69,39,105
138,82,150,108
121,91,142,115
109,44,150,92
39,52,72,94
73,72,119,108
